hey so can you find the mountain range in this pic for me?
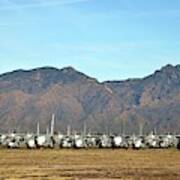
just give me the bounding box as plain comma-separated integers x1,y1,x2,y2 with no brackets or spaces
0,64,180,134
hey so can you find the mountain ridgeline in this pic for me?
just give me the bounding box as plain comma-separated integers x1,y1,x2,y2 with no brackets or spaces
0,64,180,134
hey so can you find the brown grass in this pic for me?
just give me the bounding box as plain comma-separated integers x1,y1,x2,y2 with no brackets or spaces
0,149,179,180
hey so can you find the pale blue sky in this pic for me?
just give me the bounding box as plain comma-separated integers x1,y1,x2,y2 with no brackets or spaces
0,0,180,81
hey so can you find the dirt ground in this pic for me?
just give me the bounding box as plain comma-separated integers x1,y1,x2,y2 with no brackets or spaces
0,149,179,180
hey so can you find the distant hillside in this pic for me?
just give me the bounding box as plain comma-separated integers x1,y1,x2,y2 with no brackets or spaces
0,64,180,133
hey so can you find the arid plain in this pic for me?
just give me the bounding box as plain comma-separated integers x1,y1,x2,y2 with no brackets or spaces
0,149,179,180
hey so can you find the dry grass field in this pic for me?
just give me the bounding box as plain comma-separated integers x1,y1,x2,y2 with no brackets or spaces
0,149,179,180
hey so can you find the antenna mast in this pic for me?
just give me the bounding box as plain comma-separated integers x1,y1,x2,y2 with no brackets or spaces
50,114,55,136
67,125,71,136
83,121,87,136
37,121,40,136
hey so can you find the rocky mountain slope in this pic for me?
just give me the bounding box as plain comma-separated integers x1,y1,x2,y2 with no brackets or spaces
0,64,180,133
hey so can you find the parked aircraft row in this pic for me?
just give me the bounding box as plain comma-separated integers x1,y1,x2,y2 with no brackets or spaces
0,115,179,150
0,131,180,150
